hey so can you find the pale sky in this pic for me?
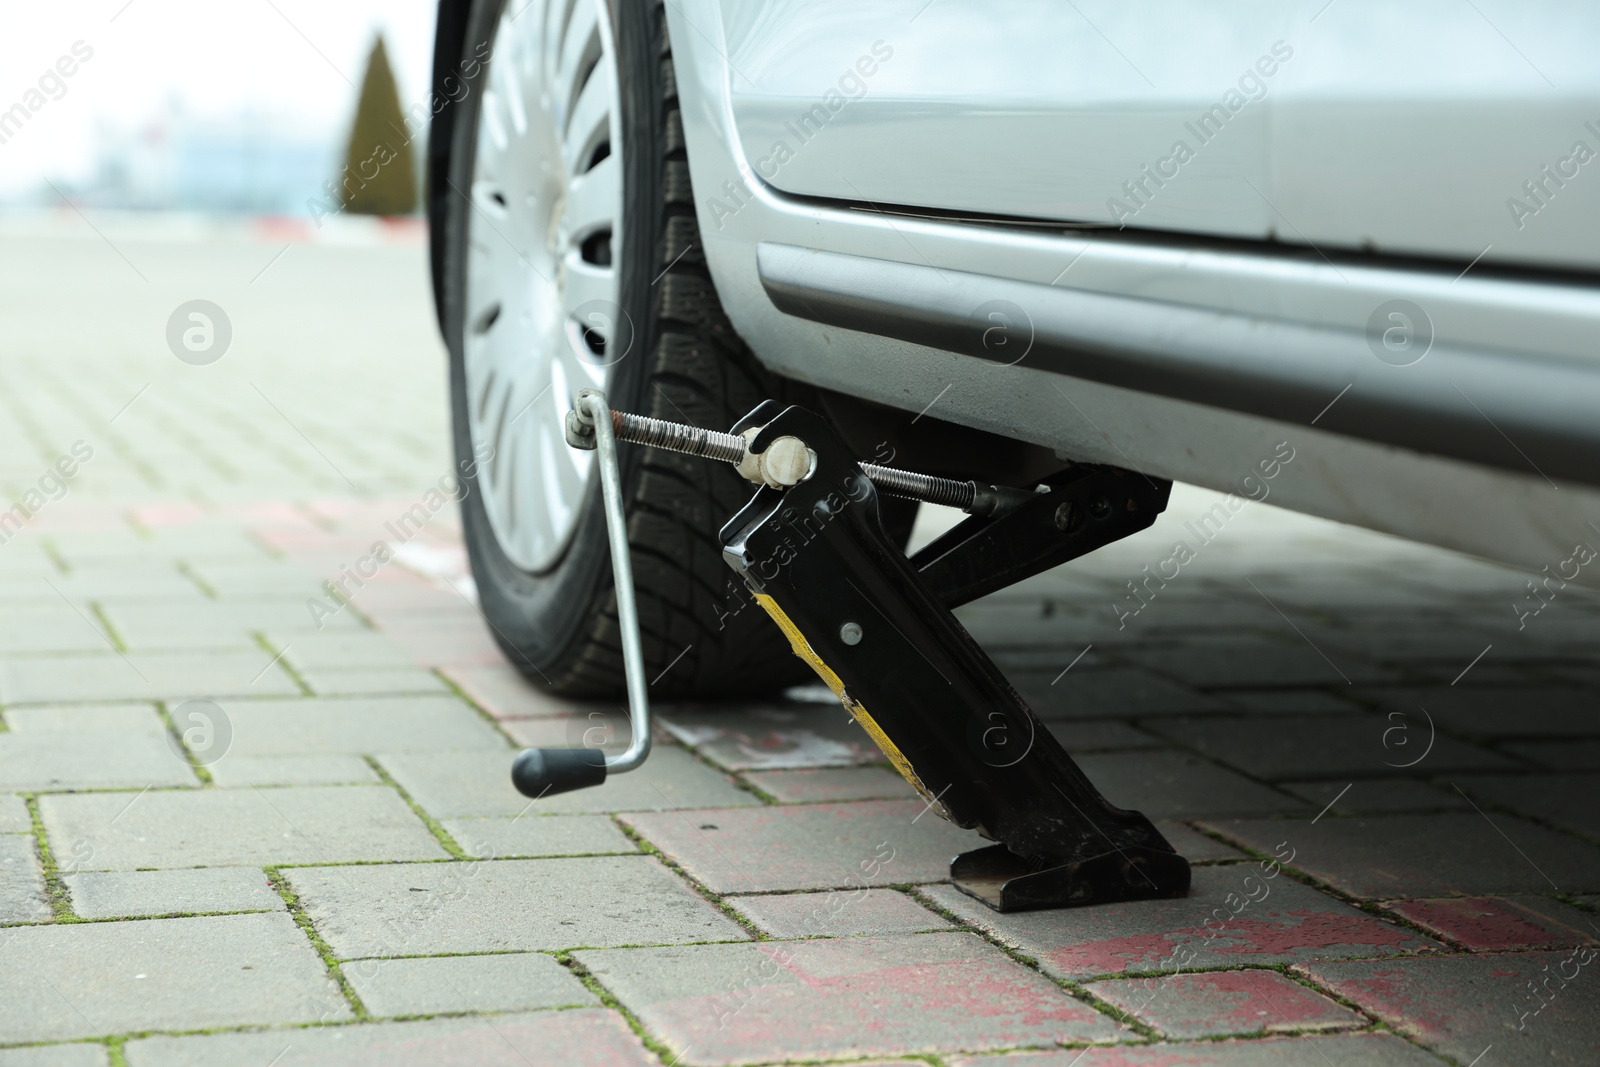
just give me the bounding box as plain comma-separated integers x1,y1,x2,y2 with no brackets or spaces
0,0,440,198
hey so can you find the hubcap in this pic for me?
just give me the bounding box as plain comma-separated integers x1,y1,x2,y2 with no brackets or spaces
465,0,625,572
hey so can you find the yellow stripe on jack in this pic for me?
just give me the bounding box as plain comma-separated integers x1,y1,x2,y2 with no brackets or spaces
752,592,946,815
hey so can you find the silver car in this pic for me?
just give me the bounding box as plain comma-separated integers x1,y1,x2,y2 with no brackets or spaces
425,0,1600,695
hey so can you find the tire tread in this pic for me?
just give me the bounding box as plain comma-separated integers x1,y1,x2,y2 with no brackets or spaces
531,0,804,697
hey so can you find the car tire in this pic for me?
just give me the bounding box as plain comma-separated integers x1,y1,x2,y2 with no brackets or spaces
438,0,815,697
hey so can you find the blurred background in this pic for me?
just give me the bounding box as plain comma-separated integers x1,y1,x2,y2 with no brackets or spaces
0,0,464,517
2,0,436,219
0,0,468,613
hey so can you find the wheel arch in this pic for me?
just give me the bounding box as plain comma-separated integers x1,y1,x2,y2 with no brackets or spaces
426,0,478,333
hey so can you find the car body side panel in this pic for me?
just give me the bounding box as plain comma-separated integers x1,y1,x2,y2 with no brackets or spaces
721,0,1600,270
662,0,1600,589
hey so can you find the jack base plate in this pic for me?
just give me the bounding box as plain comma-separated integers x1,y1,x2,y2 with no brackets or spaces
951,844,1192,912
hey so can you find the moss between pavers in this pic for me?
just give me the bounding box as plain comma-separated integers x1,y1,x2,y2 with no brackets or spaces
729,774,782,805
87,602,128,651
364,755,468,860
173,560,218,599
907,880,1445,1061
558,949,703,1067
253,630,314,697
25,794,72,920
611,816,770,943
37,537,73,574
904,884,1165,1043
1191,825,1461,952
265,864,371,1020
431,670,523,747
154,701,212,786
612,811,1150,1056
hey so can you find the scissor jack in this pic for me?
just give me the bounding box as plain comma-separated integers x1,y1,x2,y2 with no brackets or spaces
512,390,1190,911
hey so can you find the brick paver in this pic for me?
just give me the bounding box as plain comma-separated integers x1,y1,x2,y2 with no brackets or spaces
99,601,364,651
661,702,889,769
0,1046,109,1066
920,866,1440,981
275,631,420,669
1380,894,1599,950
120,1009,656,1066
1204,814,1600,899
1085,968,1364,1038
1506,738,1600,769
39,785,448,869
1279,779,1470,815
726,888,956,938
341,952,598,1017
1115,639,1398,688
378,745,759,817
1218,689,1359,714
1012,666,1226,718
0,796,30,833
1152,821,1245,863
0,913,349,1043
65,868,282,919
0,730,197,792
3,704,166,734
1356,685,1596,737
741,765,917,802
3,226,1596,1064
0,651,302,703
438,663,576,718
1297,952,1600,1066
575,932,1130,1064
296,666,452,696
284,856,747,957
622,799,986,894
1073,751,1307,820
1146,714,1514,780
206,753,382,787
1456,772,1600,840
441,813,639,858
945,1031,1450,1064
1045,719,1166,751
0,835,51,923
215,694,508,758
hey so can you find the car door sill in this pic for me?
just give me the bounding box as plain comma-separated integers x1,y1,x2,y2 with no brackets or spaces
757,242,1600,489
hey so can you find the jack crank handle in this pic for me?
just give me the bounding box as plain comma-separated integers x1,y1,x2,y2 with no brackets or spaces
510,389,652,799
511,745,606,798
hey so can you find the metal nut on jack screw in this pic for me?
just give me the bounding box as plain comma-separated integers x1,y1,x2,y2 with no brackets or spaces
839,621,863,645
1088,496,1112,518
742,434,816,489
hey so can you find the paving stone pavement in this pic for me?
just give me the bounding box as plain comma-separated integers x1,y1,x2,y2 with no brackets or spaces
1378,894,1599,951
1,225,1597,1064
1203,814,1600,900
1296,952,1600,1067
920,867,1443,981
340,951,600,1017
121,1010,657,1066
944,1032,1447,1064
1082,968,1364,1039
725,888,957,938
573,933,1131,1064
284,856,747,958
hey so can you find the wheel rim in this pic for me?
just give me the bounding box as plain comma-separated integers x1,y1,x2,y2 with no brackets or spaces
464,0,625,573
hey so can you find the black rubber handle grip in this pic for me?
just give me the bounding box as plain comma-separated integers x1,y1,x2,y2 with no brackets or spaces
511,747,607,799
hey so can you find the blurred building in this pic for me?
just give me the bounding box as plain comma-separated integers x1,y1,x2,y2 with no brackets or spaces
64,101,343,214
